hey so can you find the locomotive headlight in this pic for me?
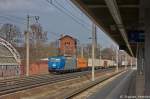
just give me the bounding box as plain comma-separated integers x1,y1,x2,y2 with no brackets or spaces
52,64,56,67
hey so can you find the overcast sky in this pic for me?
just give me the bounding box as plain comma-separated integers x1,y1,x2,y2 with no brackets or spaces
0,0,117,48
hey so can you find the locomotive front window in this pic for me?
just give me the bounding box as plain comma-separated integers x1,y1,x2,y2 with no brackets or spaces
50,58,61,62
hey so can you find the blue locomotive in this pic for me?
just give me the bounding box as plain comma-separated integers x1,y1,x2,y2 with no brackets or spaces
48,56,77,73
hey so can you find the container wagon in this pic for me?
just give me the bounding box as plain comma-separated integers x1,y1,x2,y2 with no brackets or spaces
88,58,115,69
88,58,102,69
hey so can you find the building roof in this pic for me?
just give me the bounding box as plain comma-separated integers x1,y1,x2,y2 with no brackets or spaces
59,35,77,41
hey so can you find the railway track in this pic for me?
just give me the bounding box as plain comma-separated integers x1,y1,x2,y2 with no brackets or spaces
0,68,116,96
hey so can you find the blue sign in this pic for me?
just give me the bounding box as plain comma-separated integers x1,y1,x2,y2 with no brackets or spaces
128,31,144,42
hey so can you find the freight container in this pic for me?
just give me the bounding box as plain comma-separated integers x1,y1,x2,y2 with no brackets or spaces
99,60,104,67
107,60,114,67
103,60,108,68
100,59,114,68
77,58,88,68
64,57,76,70
88,58,100,67
88,59,114,68
121,61,128,66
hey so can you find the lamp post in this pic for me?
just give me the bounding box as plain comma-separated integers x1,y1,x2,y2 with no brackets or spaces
116,48,119,72
91,23,96,81
130,57,132,69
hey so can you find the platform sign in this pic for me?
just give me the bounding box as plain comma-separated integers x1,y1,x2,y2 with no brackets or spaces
128,31,144,42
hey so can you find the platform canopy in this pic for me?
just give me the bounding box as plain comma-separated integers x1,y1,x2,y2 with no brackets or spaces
72,0,144,57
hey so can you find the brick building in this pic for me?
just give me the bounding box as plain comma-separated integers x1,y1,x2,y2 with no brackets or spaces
59,35,77,56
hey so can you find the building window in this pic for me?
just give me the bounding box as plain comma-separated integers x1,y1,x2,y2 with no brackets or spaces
65,42,70,45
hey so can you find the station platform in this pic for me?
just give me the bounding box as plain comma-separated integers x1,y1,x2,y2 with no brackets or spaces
136,74,144,97
87,70,145,99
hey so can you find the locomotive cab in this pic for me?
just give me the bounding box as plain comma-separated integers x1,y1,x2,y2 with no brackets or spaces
48,56,65,71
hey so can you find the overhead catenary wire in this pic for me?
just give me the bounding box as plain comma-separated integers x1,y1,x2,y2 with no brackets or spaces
67,0,80,12
46,0,91,40
56,0,90,26
37,1,67,38
48,31,61,39
49,32,60,37
0,16,26,25
1,14,26,21
46,0,91,31
67,0,91,23
55,0,91,30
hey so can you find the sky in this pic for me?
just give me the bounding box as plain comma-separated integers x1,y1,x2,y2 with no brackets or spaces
0,0,118,48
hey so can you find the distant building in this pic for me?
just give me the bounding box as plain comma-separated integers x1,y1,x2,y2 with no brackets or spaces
59,35,77,56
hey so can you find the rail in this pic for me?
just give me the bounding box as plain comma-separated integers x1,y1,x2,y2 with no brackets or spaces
0,68,116,96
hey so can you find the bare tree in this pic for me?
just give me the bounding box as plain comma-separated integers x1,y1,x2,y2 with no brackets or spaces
83,43,102,59
0,23,22,46
101,47,115,60
30,23,47,47
27,23,48,63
